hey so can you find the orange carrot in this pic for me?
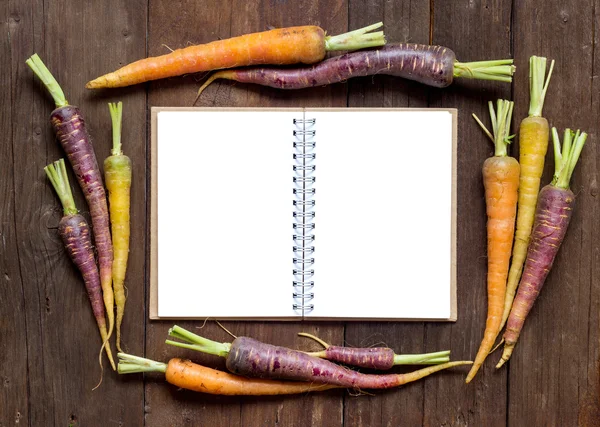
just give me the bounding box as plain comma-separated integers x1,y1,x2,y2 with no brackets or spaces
466,99,520,383
86,23,386,89
117,353,337,396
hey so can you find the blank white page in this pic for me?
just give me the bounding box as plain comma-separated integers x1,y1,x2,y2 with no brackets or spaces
307,109,455,319
156,109,300,318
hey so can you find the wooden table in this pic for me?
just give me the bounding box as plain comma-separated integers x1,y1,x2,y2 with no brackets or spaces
2,1,599,425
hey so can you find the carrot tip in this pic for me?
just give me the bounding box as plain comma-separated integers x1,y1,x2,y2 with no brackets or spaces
496,345,513,368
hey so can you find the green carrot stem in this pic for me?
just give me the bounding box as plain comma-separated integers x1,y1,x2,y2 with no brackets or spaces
528,56,555,117
453,59,516,82
44,159,77,216
117,353,167,374
472,99,515,157
108,101,123,156
552,127,587,189
552,127,562,171
167,325,231,357
25,54,68,108
324,22,385,51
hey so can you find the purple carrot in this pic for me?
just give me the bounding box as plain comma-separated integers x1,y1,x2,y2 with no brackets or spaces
27,54,115,342
44,159,115,370
165,326,471,389
298,332,450,369
195,43,515,102
496,128,587,368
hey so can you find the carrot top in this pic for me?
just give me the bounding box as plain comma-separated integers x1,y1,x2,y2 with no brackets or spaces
44,159,77,216
528,56,555,117
26,54,68,108
453,59,516,83
324,22,385,51
108,101,123,156
472,99,515,157
551,128,587,189
117,353,167,374
165,325,231,356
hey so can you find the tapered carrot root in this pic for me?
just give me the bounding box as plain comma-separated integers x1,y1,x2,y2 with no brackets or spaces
44,159,116,370
497,128,587,367
298,332,451,368
86,23,386,89
104,101,132,352
466,100,519,383
500,56,554,333
195,43,515,101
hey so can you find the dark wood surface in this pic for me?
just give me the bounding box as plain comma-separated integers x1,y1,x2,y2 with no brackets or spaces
1,1,598,426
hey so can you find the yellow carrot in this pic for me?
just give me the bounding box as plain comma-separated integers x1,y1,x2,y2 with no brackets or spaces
466,100,520,383
104,101,132,352
499,56,554,334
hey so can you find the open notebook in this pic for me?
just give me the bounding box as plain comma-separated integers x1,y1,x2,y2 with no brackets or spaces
150,107,457,321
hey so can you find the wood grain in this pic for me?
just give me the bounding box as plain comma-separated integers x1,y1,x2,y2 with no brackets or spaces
0,1,30,426
423,1,513,425
509,1,600,425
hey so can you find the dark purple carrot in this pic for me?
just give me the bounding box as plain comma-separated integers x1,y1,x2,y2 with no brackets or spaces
195,43,515,102
27,54,115,342
44,159,116,370
165,326,471,389
496,128,587,368
297,332,450,369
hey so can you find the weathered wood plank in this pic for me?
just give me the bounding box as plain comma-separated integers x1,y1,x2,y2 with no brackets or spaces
8,0,147,425
145,1,347,426
508,1,600,425
0,1,30,425
343,1,431,426
423,1,512,425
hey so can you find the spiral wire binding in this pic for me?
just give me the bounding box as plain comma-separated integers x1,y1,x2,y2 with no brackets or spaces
292,117,316,316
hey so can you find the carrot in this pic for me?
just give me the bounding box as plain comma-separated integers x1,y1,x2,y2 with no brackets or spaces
104,101,132,352
165,326,472,389
27,54,115,345
194,43,515,101
298,332,451,368
117,353,337,396
44,159,116,370
86,23,386,89
499,56,555,334
496,128,587,368
465,100,520,383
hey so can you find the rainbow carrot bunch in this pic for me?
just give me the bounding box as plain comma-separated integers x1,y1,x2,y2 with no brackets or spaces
160,326,471,391
497,128,587,367
466,99,520,383
27,54,116,369
86,22,386,89
118,326,472,396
